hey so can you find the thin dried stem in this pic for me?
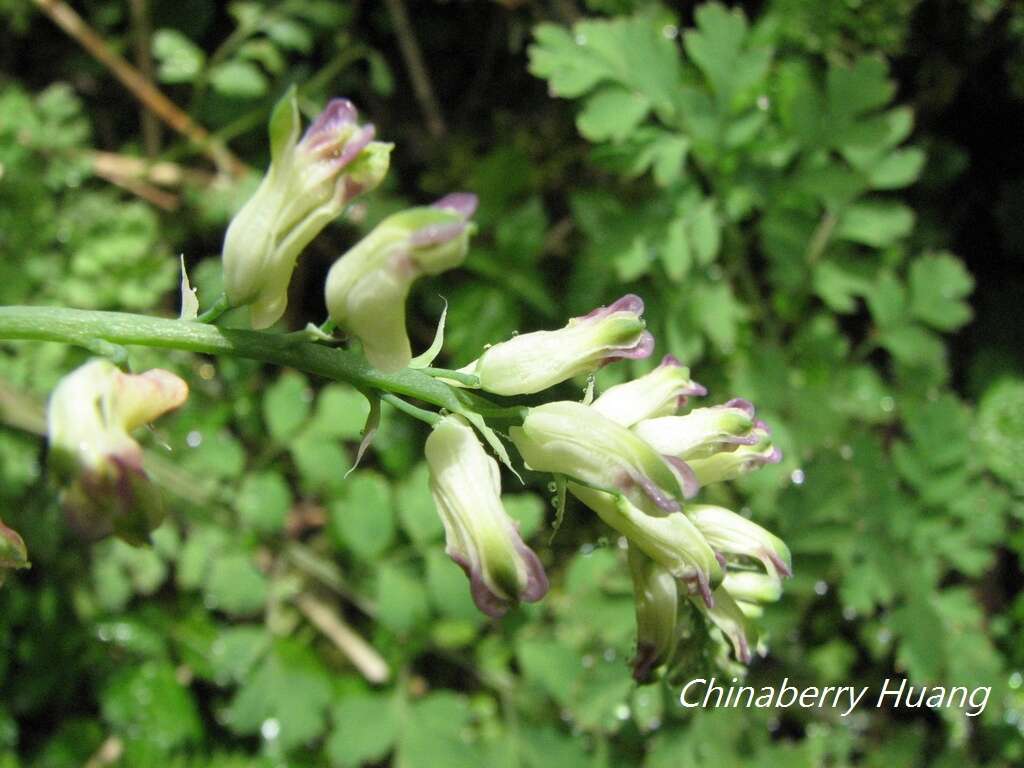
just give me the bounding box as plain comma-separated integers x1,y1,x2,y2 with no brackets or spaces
383,0,446,138
295,593,391,684
128,0,161,156
33,0,247,176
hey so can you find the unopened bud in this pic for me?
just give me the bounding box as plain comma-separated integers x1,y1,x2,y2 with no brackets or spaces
425,414,548,617
467,295,654,396
47,360,188,544
223,89,392,328
591,355,706,427
325,194,477,372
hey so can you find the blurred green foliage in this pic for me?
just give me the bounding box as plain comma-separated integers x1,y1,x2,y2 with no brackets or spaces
1,0,1023,766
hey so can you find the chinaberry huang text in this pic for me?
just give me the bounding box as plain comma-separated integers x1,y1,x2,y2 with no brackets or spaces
680,677,991,718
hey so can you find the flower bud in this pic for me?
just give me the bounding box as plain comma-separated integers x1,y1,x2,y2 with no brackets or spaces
467,295,654,396
633,399,759,459
692,586,755,663
687,504,792,578
47,360,188,544
0,519,28,586
325,194,478,372
510,401,691,514
569,484,721,606
628,545,679,682
223,90,393,328
591,355,706,427
685,427,782,486
721,571,784,604
424,414,548,617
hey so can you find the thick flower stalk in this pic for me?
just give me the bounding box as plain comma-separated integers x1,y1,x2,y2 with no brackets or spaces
466,294,654,396
47,359,189,544
325,193,478,372
424,414,549,617
223,89,392,328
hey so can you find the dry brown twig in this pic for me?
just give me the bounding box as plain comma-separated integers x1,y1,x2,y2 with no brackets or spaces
33,0,247,177
382,0,446,138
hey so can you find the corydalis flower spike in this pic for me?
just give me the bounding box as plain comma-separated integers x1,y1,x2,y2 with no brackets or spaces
591,354,706,427
466,294,653,396
325,194,478,372
424,415,548,617
223,89,392,329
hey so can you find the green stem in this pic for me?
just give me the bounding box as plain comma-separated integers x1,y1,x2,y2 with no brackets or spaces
196,293,230,324
381,393,440,426
0,306,466,412
420,366,479,387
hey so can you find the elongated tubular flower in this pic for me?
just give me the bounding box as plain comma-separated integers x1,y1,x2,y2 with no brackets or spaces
466,294,654,396
424,415,548,617
687,504,792,578
692,586,755,663
325,194,478,372
685,430,782,486
721,571,784,604
47,360,188,543
632,399,760,460
591,355,706,427
223,90,392,328
569,484,721,606
510,400,693,514
628,545,680,682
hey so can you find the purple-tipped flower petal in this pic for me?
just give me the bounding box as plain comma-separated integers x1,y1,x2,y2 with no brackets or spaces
688,504,792,581
633,401,761,460
432,192,479,219
511,401,687,517
223,90,393,329
570,482,722,599
592,354,707,427
325,194,478,372
302,98,358,151
47,360,189,544
468,294,653,396
425,415,549,618
628,546,679,683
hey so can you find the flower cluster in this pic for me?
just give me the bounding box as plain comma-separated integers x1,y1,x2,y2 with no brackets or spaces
34,93,791,681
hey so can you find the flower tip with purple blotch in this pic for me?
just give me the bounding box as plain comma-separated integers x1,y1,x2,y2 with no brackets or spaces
432,192,479,219
725,398,756,418
663,455,700,499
